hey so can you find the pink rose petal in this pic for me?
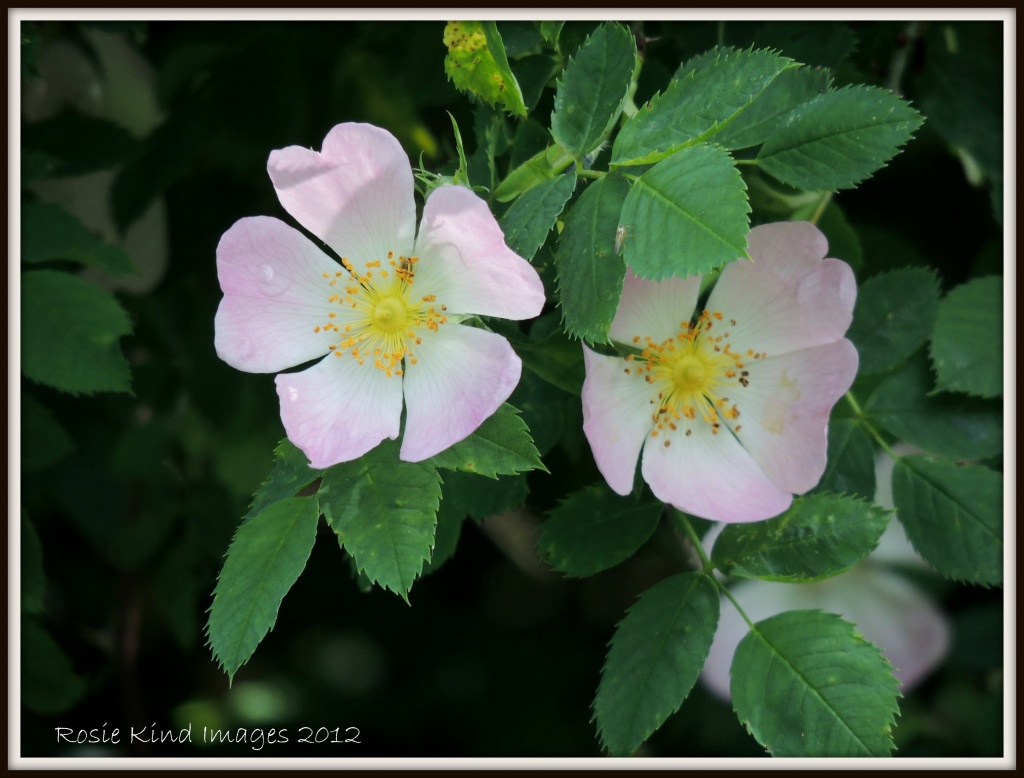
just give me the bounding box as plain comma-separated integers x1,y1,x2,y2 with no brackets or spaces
641,419,793,522
400,323,522,462
215,216,344,373
727,339,859,494
608,269,701,346
582,346,663,496
268,123,416,264
411,185,545,321
275,354,403,468
707,222,856,359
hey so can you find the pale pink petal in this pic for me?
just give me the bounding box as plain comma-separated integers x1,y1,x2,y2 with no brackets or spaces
215,216,347,373
400,324,522,462
267,123,416,264
726,339,859,494
641,420,792,523
275,354,403,468
700,567,950,701
706,222,856,359
409,185,544,320
608,269,701,346
581,347,661,495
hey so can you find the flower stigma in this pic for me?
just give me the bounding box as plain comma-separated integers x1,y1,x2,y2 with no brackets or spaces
312,252,448,377
625,310,764,443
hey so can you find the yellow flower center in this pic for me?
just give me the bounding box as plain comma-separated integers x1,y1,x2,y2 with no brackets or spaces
311,252,448,377
624,309,765,446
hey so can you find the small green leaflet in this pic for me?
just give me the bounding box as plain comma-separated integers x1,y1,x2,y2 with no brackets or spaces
540,482,662,578
713,65,832,151
320,439,441,600
731,610,900,757
930,276,1003,398
711,493,891,583
757,85,925,191
892,456,1002,586
207,496,321,683
499,171,576,261
493,143,574,202
611,47,793,166
556,172,630,343
865,355,1002,460
818,419,876,501
847,268,940,375
431,403,545,478
21,269,133,395
22,200,134,276
594,573,719,756
551,22,637,161
443,21,527,117
244,438,324,522
619,144,750,280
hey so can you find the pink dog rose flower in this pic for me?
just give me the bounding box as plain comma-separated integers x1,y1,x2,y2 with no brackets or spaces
215,123,544,468
582,222,858,523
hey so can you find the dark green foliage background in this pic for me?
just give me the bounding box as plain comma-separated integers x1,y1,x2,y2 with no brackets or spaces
19,19,1003,758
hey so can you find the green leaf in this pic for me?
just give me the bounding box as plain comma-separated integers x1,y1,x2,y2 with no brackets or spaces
21,617,86,714
818,419,876,500
320,439,441,599
207,496,320,682
539,20,564,48
892,456,1002,586
556,173,630,343
540,482,662,578
711,493,890,583
245,438,324,522
619,144,750,280
493,143,574,202
21,200,133,276
21,393,74,472
499,171,576,261
443,21,527,117
930,276,1003,398
551,22,637,160
847,268,940,375
708,64,831,151
420,494,467,576
731,610,900,756
431,403,544,478
21,269,132,395
611,47,793,166
757,85,925,191
22,111,141,176
501,322,586,395
594,573,720,755
865,355,1002,460
21,513,45,614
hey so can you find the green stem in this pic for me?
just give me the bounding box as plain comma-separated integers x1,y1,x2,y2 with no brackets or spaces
716,578,757,630
733,158,759,167
808,191,833,225
576,168,606,180
675,511,712,571
675,510,756,630
844,391,901,461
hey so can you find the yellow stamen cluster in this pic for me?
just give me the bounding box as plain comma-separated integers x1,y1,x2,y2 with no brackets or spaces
313,253,448,377
625,309,758,443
